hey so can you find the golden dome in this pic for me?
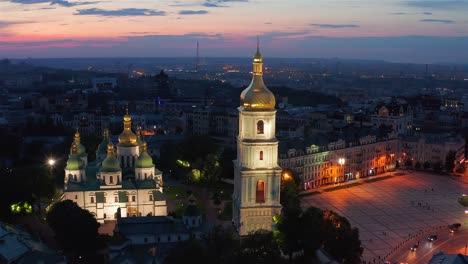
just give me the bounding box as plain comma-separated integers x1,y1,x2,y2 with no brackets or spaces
118,112,138,147
240,41,275,111
241,78,276,110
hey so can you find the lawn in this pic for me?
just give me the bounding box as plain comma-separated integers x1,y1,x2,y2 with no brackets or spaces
209,181,233,201
163,186,189,200
217,201,232,221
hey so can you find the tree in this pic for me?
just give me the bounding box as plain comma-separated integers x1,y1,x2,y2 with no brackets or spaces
46,200,105,263
165,240,207,264
321,210,363,264
423,161,431,170
433,161,443,173
415,162,421,169
404,159,413,168
237,230,284,264
445,150,456,173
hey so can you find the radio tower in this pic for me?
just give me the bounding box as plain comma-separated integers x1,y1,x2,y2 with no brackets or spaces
196,41,200,72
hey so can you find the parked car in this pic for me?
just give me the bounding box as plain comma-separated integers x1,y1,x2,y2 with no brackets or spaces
427,235,438,241
410,244,419,251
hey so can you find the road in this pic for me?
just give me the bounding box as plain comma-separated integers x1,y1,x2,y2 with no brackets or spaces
389,227,468,263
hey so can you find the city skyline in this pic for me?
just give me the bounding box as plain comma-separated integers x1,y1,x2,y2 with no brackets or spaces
0,0,467,63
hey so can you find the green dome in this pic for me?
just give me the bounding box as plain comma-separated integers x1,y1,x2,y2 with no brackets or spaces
136,152,154,168
184,204,201,217
101,156,121,173
97,140,109,155
101,141,121,172
65,154,84,171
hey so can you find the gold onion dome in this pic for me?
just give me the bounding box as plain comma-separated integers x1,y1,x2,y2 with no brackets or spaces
240,40,275,111
118,110,138,147
71,129,87,157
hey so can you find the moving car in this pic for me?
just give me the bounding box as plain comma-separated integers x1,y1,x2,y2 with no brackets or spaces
410,244,419,251
427,235,438,241
449,223,462,233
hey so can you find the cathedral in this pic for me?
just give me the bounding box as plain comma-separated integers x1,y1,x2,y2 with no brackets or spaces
232,43,283,235
63,112,167,222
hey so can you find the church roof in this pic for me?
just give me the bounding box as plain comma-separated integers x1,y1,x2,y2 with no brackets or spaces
135,143,154,169
100,142,121,173
65,143,84,171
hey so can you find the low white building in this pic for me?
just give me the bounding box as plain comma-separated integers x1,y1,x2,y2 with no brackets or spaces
63,113,167,222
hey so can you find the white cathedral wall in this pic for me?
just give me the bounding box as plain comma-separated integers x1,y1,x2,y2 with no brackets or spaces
135,167,155,181
238,111,276,140
116,146,139,167
64,169,86,183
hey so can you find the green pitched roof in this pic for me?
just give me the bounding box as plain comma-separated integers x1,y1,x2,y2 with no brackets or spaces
65,153,84,170
135,152,154,168
152,190,166,201
101,155,121,173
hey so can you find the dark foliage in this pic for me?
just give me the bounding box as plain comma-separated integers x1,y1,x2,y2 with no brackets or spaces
46,200,106,263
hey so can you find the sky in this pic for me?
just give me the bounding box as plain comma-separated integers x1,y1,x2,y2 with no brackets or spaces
0,0,467,63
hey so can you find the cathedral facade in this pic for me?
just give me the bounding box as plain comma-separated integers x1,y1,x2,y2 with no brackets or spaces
63,113,166,223
232,44,282,236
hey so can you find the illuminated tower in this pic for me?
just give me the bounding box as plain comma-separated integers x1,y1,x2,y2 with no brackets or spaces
232,41,282,236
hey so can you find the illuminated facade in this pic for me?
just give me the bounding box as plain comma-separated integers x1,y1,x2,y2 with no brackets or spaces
63,114,166,223
279,134,400,190
232,44,282,236
371,99,413,135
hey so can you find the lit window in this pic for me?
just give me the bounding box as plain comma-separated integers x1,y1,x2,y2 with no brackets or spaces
260,151,264,160
256,180,265,203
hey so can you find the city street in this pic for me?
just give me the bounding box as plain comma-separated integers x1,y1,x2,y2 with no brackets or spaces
301,171,468,263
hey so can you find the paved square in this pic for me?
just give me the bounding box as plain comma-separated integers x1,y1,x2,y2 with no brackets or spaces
301,172,468,262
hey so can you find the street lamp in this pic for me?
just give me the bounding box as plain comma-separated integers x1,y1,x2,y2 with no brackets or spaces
338,158,345,183
48,159,56,167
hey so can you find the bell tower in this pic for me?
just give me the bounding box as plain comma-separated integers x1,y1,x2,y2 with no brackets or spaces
232,42,282,236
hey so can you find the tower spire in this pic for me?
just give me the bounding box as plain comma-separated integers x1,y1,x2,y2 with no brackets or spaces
257,35,259,53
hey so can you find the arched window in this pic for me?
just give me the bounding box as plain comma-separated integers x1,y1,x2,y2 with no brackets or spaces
257,120,264,134
144,173,147,179
110,176,114,184
90,197,94,203
73,174,77,181
260,151,264,160
256,180,265,203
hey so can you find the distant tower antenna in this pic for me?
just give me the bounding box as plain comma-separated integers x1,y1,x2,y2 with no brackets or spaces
196,41,200,72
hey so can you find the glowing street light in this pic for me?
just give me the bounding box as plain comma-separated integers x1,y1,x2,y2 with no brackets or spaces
48,159,56,167
338,158,346,183
338,158,345,166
